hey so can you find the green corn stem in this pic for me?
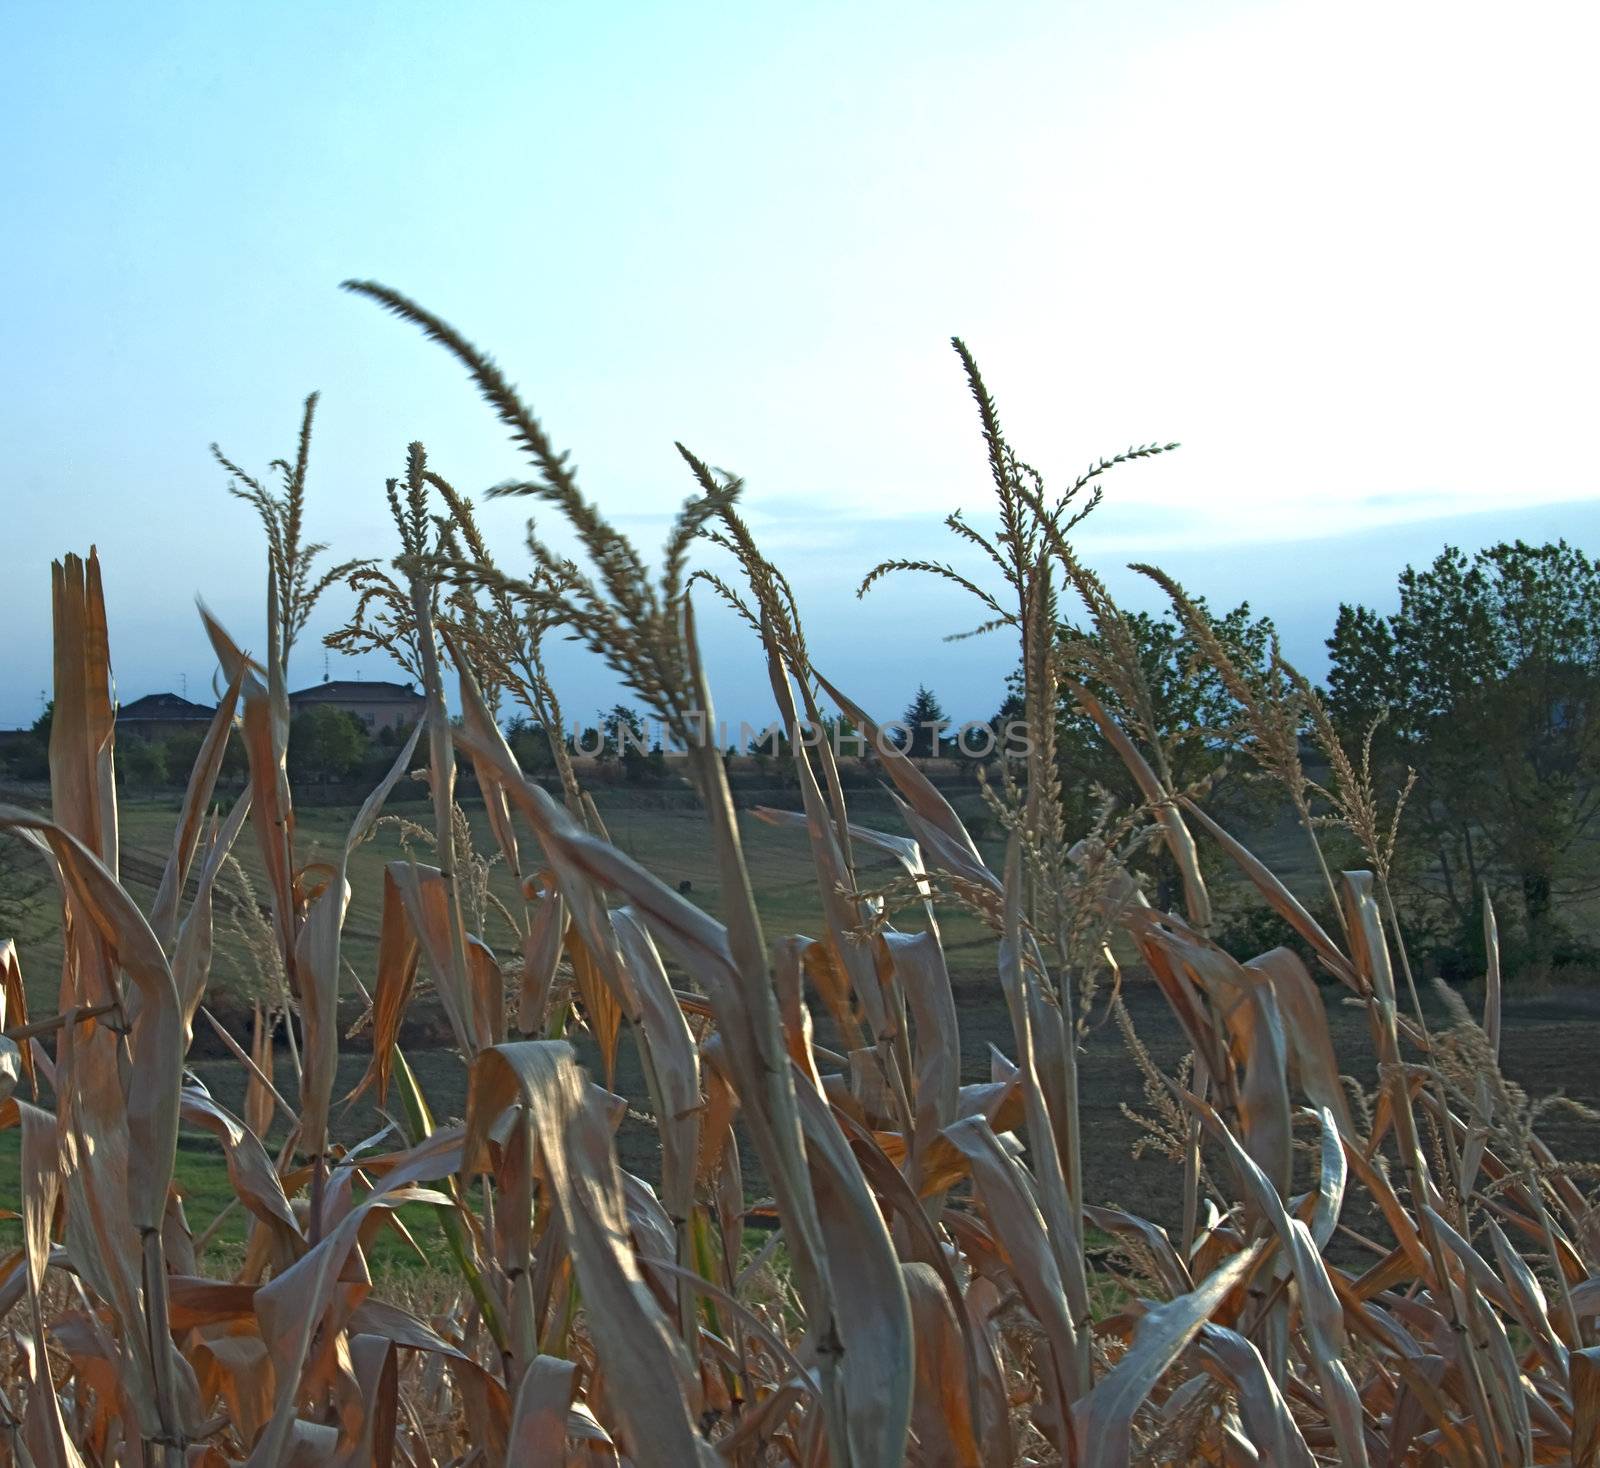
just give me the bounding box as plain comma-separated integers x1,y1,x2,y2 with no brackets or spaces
392,1047,508,1354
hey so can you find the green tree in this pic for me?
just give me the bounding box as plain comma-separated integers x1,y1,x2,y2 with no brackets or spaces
595,705,653,782
220,727,249,782
1001,597,1277,910
743,714,858,764
900,685,949,758
2,739,47,782
506,714,557,773
164,729,208,784
1326,540,1600,977
1,701,53,781
118,739,169,788
288,706,368,782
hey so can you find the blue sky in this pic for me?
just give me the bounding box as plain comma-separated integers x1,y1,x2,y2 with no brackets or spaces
3,0,1597,731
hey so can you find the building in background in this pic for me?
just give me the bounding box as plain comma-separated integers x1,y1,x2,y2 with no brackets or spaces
288,679,425,734
117,692,217,741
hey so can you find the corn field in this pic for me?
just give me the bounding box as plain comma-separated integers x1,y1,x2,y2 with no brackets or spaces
2,284,1597,1467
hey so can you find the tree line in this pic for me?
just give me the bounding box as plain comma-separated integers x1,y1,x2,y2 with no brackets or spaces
1006,538,1599,983
488,536,1600,980
3,537,1593,978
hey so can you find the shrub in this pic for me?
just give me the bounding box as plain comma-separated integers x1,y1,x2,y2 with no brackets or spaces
116,736,167,787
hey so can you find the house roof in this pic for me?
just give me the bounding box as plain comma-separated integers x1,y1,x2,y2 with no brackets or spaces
118,693,217,722
289,680,423,704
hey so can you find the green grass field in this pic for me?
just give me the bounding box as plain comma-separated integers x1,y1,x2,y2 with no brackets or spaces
2,783,1006,1263
20,779,1590,1270
11,785,1001,1006
7,780,1600,1312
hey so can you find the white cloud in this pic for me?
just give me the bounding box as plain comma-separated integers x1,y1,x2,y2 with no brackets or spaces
963,0,1600,541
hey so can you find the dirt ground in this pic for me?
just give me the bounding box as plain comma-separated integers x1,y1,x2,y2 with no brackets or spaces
70,794,1595,1237
186,975,1600,1239
954,976,1600,1230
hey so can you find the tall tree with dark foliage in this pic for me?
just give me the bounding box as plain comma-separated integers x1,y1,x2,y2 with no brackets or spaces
1327,539,1600,976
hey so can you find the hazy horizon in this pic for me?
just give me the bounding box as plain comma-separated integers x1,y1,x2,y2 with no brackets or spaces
5,0,1597,730
4,493,1592,737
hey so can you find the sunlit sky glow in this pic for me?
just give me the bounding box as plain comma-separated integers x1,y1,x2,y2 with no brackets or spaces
4,0,1597,729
